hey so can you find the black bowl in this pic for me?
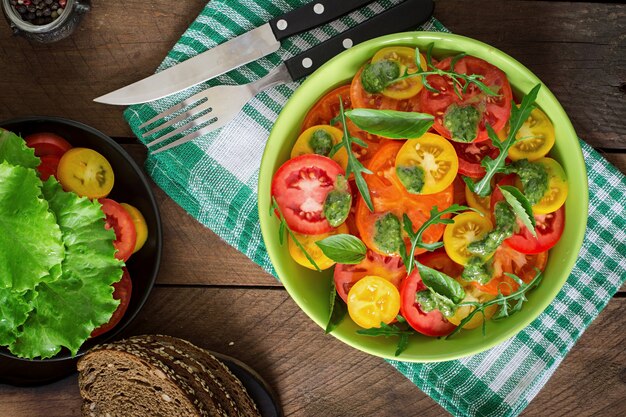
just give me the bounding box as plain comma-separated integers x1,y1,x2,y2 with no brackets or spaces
0,116,162,385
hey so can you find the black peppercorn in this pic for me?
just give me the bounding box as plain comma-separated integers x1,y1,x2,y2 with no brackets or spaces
11,0,68,25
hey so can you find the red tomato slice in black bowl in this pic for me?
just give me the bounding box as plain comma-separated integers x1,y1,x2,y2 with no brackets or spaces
271,154,347,235
25,132,72,157
90,267,132,338
400,269,457,337
99,198,137,262
491,176,565,254
37,154,61,181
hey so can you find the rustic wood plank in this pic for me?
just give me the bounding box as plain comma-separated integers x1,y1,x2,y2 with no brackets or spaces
434,0,626,149
0,289,624,416
0,1,624,150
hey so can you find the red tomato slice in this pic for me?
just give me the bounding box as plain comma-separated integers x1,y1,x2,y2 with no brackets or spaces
471,245,548,296
451,140,500,178
99,198,137,262
25,132,72,158
417,249,463,278
355,142,453,257
90,267,132,338
420,56,513,143
491,176,565,254
350,66,422,112
37,154,61,181
334,250,406,303
400,269,456,336
271,154,347,235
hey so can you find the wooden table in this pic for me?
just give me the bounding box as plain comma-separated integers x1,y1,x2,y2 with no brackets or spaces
1,1,624,416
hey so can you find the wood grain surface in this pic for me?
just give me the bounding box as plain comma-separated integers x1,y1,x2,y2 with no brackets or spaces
0,0,624,416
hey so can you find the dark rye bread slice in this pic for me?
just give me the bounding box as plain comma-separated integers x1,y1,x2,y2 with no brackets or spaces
130,335,260,417
77,335,261,417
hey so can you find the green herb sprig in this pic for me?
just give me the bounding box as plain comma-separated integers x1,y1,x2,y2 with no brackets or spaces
498,185,536,237
330,97,375,211
464,84,541,197
400,204,478,275
270,196,321,272
326,278,348,333
385,44,500,100
357,317,413,356
446,268,543,339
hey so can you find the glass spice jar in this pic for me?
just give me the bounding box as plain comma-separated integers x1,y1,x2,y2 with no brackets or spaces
1,0,90,43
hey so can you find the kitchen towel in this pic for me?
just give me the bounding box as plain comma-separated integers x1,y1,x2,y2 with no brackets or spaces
124,1,626,416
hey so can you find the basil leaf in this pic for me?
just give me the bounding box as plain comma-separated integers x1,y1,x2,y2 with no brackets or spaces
498,185,537,237
345,108,434,139
316,234,367,264
416,262,466,304
326,280,347,334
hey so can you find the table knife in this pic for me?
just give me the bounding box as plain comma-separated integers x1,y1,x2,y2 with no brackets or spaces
94,0,378,105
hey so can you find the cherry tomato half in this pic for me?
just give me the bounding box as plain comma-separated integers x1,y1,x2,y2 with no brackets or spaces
508,107,555,161
288,223,349,270
348,275,401,329
57,148,115,199
351,66,422,112
370,46,426,99
291,125,348,170
120,203,148,254
100,198,137,262
37,154,61,181
451,139,501,178
400,269,456,337
271,154,348,235
25,132,72,158
334,250,406,303
443,211,494,266
90,267,132,338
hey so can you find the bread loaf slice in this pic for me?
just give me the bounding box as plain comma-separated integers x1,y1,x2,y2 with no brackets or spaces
78,335,261,417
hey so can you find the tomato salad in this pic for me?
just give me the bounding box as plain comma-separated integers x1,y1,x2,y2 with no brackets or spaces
25,132,148,338
270,45,568,352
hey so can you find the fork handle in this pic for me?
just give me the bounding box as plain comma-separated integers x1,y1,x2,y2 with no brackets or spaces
284,0,434,81
269,0,373,41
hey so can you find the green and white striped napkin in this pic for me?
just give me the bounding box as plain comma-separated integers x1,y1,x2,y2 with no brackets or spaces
124,1,626,416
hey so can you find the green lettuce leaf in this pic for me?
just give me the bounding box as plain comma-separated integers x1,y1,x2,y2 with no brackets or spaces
0,288,35,346
0,162,64,291
0,130,39,168
10,179,123,359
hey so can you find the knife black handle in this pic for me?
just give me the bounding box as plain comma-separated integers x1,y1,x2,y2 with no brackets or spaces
269,0,373,41
284,0,435,81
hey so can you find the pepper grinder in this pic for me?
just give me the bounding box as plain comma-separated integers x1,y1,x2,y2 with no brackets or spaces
1,0,90,43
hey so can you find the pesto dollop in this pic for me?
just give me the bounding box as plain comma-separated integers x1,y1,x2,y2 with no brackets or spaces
309,129,333,156
466,201,517,258
509,159,549,205
373,212,403,254
416,290,457,317
461,256,493,285
360,59,401,94
323,175,351,227
443,104,481,143
396,165,425,194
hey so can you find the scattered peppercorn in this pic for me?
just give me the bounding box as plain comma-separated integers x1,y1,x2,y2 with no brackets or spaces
10,0,66,25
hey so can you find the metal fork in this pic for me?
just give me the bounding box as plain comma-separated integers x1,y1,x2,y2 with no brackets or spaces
138,0,434,154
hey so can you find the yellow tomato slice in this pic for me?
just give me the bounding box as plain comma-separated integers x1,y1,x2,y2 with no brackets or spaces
371,46,426,100
508,108,555,161
57,148,114,199
120,203,148,253
526,157,568,214
447,285,497,329
347,275,401,329
288,223,349,270
465,184,491,216
395,133,458,195
443,212,494,266
290,125,348,170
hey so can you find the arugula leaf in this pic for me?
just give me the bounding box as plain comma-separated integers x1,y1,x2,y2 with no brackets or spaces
466,84,541,197
345,108,434,139
357,322,414,357
401,204,477,274
326,279,347,334
271,196,321,272
498,185,536,237
336,98,374,211
316,234,366,264
446,268,543,339
10,179,123,359
0,162,64,292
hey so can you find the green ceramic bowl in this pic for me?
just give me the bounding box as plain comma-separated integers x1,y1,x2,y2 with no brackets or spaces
258,32,588,362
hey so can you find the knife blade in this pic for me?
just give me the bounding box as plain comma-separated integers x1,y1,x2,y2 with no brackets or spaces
94,0,376,105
